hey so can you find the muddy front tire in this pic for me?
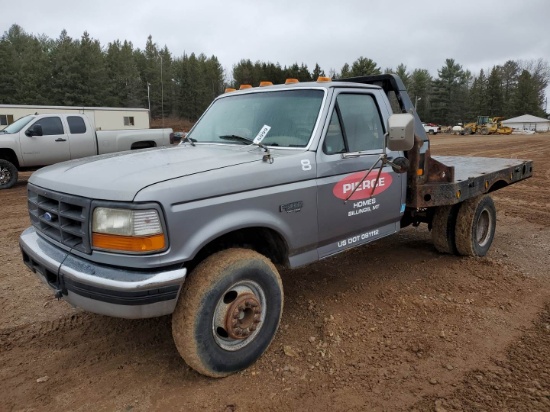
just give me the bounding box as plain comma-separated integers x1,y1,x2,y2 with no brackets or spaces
172,248,283,378
455,195,496,256
0,159,18,189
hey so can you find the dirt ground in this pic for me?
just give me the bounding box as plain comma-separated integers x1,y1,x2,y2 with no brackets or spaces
1,133,549,412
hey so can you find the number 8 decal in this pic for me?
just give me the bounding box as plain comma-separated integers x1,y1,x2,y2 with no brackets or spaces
301,159,312,171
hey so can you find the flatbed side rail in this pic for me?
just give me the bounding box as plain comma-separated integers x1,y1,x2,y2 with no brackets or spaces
409,157,533,208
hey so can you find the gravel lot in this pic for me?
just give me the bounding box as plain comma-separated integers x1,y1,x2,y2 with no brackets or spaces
1,133,549,411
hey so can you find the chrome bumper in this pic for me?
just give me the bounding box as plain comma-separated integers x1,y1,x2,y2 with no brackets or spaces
20,227,187,319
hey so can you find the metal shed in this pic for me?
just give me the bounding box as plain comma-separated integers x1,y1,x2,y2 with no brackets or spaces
501,114,550,132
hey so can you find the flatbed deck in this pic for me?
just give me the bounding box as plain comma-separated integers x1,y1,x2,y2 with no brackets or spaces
410,156,533,208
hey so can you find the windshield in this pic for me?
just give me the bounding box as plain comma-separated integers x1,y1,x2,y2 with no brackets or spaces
188,89,324,148
1,115,35,134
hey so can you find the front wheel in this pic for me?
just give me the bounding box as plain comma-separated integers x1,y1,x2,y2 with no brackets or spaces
455,195,496,256
172,248,283,377
0,159,18,189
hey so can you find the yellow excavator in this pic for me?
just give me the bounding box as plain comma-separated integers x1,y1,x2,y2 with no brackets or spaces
462,116,513,135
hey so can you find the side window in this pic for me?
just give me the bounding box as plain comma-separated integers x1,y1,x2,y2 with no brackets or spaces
67,116,87,134
34,117,64,136
323,94,384,155
0,114,14,126
124,116,135,126
323,111,346,155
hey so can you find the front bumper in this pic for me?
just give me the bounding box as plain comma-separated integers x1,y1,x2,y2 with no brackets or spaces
20,227,187,319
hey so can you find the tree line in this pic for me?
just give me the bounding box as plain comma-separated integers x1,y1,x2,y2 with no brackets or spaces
1,24,548,125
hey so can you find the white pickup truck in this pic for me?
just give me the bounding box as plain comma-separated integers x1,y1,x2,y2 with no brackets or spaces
422,123,441,135
0,113,173,189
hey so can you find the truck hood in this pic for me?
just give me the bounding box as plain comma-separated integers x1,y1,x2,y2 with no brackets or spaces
29,144,264,201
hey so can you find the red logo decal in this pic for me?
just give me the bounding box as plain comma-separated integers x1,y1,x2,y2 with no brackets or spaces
333,171,393,200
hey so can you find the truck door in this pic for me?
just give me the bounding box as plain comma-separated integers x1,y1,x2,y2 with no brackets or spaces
19,116,71,167
66,115,97,159
316,91,404,258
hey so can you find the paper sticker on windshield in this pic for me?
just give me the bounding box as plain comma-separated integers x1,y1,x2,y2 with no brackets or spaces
253,125,271,144
333,171,393,200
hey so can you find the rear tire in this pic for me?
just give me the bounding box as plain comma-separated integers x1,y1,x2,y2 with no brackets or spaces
172,248,283,377
431,204,460,254
0,159,18,189
455,195,496,256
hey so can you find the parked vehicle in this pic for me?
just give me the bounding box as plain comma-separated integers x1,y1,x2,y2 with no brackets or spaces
20,75,532,378
422,122,441,134
0,113,173,189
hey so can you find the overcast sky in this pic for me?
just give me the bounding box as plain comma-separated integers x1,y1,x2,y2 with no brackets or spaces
1,0,549,101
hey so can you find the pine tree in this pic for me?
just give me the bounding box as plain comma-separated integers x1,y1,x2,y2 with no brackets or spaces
431,59,469,125
75,31,109,106
50,30,81,105
486,67,504,116
349,57,381,77
311,63,325,80
409,69,433,120
512,70,540,117
339,63,351,79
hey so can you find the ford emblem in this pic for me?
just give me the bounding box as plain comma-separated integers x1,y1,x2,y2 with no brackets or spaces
43,212,56,222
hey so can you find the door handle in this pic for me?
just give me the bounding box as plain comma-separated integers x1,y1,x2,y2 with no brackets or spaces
55,138,67,142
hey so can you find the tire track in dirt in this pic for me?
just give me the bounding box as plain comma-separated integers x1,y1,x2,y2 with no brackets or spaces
412,304,550,412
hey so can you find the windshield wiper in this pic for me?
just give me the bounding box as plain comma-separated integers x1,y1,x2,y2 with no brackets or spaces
218,134,273,163
182,135,196,146
218,134,253,145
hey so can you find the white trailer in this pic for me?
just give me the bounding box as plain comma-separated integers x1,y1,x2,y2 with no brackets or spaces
0,105,150,131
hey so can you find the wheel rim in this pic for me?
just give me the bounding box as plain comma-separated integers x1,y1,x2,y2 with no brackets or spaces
212,280,266,351
476,209,493,247
0,166,11,185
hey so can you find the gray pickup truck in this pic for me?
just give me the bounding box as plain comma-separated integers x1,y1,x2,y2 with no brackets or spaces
19,75,533,377
0,113,173,189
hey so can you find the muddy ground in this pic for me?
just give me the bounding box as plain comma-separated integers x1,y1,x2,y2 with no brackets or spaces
1,133,549,411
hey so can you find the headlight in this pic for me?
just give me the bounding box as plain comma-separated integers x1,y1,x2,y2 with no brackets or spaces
92,207,166,253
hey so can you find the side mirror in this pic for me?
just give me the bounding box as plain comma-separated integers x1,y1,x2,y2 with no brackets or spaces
387,113,414,151
25,124,43,137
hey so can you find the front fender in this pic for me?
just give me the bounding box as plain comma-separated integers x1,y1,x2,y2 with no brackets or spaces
165,180,319,264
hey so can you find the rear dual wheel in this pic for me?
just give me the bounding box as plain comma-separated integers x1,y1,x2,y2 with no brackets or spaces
172,248,283,377
431,204,460,254
455,195,496,256
432,195,496,257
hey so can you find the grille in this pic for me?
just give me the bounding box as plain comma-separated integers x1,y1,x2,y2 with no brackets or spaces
28,184,92,254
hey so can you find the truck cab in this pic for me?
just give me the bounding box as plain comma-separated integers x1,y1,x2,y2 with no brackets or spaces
2,114,97,167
